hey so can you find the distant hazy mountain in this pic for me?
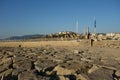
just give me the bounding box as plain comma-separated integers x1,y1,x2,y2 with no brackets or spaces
6,34,46,40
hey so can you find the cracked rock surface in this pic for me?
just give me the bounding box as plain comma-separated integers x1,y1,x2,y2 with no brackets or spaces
0,45,120,80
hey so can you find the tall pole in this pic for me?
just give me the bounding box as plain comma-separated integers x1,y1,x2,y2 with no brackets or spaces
86,27,90,39
87,27,89,34
94,16,96,34
76,20,78,33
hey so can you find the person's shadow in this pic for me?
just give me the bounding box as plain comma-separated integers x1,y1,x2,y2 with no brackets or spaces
112,70,120,80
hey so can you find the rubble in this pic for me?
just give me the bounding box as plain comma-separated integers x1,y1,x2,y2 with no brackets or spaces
0,44,120,80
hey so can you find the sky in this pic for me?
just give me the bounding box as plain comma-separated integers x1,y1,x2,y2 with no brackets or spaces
0,0,120,39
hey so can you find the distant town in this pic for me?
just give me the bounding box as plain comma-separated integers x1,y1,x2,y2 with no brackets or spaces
1,31,120,41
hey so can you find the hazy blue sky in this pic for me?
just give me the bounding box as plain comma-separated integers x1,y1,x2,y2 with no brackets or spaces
0,0,120,39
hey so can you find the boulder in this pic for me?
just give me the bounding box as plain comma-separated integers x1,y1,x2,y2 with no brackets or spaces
13,56,26,63
59,76,69,80
116,70,120,76
53,65,74,75
0,53,3,59
98,65,117,70
115,57,120,61
76,74,90,80
13,59,32,71
0,64,10,73
73,50,79,54
12,68,26,76
88,64,99,74
34,59,57,73
81,58,94,62
18,70,38,80
0,69,13,79
1,57,13,67
88,68,113,80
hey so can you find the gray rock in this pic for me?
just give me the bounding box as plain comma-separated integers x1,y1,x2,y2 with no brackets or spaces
13,56,26,63
0,65,8,73
116,70,120,76
99,65,117,70
115,57,120,61
12,68,26,76
76,73,90,80
53,65,75,75
73,50,79,54
25,53,37,62
88,68,113,80
0,57,13,69
88,64,99,74
58,76,69,80
18,70,38,80
0,69,13,79
0,53,3,59
34,59,57,73
81,58,94,62
13,59,32,71
37,76,50,80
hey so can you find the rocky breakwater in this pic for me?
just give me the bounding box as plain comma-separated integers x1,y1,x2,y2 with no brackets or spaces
0,46,120,80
